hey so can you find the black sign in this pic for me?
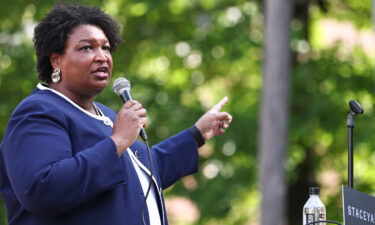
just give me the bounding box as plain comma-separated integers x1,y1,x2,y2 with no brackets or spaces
342,186,375,225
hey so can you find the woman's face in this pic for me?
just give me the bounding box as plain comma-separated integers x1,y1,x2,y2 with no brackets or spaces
50,24,113,99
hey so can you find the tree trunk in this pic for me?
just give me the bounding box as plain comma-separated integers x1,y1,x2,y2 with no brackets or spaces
259,0,293,224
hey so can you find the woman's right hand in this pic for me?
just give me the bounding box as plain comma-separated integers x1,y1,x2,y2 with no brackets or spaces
110,100,148,156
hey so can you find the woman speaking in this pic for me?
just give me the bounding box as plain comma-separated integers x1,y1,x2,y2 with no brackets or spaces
0,3,232,225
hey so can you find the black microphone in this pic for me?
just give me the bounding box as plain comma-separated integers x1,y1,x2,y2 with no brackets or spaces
349,100,363,115
113,77,148,141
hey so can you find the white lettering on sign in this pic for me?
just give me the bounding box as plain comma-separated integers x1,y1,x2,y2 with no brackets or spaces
347,205,375,224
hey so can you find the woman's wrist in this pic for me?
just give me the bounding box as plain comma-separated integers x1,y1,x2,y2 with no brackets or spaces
188,125,205,147
110,136,130,156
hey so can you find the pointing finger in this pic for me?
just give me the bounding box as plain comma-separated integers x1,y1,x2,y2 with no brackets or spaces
211,96,229,112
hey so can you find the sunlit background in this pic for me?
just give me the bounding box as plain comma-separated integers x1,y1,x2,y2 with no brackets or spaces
1,0,375,224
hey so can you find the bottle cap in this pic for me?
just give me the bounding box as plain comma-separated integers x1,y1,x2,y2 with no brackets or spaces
309,187,320,195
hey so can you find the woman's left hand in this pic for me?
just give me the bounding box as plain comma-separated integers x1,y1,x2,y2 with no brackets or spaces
195,96,232,141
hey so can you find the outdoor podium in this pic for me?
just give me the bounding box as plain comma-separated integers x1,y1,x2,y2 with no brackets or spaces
306,186,375,225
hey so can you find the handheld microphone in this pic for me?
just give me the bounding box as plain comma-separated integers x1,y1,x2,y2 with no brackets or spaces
113,78,156,225
113,77,148,141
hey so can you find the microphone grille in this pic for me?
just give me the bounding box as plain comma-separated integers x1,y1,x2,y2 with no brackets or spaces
113,77,131,96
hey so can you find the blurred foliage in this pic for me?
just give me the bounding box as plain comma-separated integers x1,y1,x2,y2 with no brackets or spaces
0,0,375,225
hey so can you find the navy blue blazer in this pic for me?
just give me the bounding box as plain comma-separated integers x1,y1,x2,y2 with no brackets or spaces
0,84,199,225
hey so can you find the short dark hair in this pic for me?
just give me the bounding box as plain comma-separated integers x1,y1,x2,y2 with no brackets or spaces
33,3,123,83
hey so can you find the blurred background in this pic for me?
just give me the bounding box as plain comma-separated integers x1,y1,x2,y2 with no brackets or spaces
1,0,375,224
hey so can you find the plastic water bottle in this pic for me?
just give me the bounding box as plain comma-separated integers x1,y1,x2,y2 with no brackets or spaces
303,187,326,225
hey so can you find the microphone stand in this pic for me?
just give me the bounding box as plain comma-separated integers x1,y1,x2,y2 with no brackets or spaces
347,112,355,189
346,100,363,189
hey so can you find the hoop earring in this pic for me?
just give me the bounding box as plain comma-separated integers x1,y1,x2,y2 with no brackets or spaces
51,68,61,83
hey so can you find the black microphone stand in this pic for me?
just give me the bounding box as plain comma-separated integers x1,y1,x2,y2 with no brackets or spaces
347,111,355,189
346,100,363,189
